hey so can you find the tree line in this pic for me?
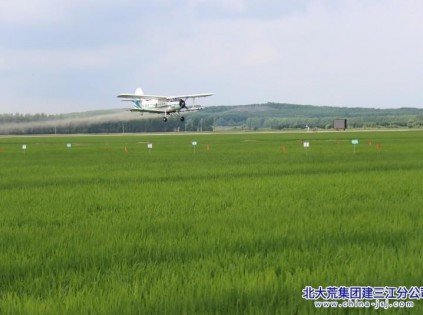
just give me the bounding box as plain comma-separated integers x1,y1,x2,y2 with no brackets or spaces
1,103,422,134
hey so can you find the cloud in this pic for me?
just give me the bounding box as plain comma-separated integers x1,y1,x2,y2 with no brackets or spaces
0,0,59,25
1,48,106,72
187,0,310,19
0,0,140,26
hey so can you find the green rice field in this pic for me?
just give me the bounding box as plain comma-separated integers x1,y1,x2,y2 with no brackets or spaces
0,130,422,314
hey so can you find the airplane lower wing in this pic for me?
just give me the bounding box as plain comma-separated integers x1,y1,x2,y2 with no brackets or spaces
130,106,203,114
129,108,164,114
181,105,204,112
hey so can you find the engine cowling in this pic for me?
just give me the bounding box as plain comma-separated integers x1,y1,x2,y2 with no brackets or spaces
179,99,186,108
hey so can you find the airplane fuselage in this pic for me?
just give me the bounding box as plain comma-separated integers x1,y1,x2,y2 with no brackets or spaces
142,99,180,110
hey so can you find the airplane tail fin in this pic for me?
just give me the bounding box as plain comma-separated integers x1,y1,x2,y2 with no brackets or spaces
132,88,144,109
132,100,142,109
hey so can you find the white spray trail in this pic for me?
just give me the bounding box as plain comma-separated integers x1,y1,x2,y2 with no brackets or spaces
0,110,154,134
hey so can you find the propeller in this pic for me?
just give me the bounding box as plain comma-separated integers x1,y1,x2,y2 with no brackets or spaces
179,99,186,109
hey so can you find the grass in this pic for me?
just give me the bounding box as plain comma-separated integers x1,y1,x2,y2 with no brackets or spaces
0,130,422,314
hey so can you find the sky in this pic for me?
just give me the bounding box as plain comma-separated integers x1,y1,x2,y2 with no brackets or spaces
1,0,423,114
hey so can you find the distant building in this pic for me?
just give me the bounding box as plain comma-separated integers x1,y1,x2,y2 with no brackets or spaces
334,119,347,130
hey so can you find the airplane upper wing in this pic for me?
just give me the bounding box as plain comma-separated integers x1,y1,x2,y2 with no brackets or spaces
118,93,213,100
167,93,213,100
117,94,168,100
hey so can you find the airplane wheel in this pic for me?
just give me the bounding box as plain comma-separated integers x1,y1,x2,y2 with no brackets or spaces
163,117,168,122
180,116,185,122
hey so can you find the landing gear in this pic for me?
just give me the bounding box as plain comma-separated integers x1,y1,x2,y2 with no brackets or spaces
162,115,184,122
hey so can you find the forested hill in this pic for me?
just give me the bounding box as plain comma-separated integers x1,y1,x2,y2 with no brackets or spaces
1,103,423,134
194,103,423,130
208,103,423,118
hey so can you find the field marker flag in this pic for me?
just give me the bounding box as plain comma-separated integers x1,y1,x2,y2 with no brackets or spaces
67,143,72,148
192,141,197,154
352,139,359,153
147,143,152,154
303,141,309,155
22,144,27,154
